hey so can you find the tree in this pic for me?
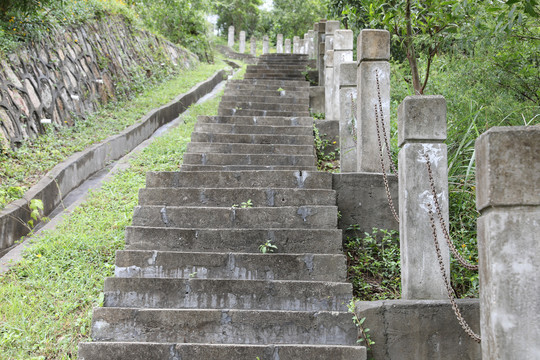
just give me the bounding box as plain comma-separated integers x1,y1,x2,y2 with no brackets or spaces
270,0,327,39
213,0,262,36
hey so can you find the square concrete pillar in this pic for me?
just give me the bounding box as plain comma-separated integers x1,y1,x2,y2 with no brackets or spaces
299,38,306,54
239,31,246,53
250,36,256,56
476,126,540,360
284,39,291,54
333,30,354,123
228,26,235,47
339,62,358,172
317,20,326,86
262,35,269,54
293,36,300,54
324,50,334,121
307,30,315,58
276,34,283,53
356,29,390,172
398,95,450,300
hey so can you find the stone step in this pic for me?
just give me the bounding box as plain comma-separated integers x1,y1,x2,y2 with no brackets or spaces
103,278,352,311
196,115,313,127
191,132,314,145
90,308,358,345
225,83,309,92
245,69,306,75
243,74,306,81
222,89,309,100
79,342,366,360
138,187,334,207
193,123,312,136
180,164,317,172
125,227,343,254
218,101,309,112
131,206,337,229
181,153,316,167
186,142,314,155
218,108,311,117
145,170,332,189
114,250,347,282
221,95,309,105
228,79,308,88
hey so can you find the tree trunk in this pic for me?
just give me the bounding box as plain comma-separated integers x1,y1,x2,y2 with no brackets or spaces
405,0,423,94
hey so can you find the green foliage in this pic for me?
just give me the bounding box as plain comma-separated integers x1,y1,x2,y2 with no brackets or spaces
214,0,262,37
259,239,277,254
263,0,327,39
347,300,375,357
345,227,400,300
313,124,340,172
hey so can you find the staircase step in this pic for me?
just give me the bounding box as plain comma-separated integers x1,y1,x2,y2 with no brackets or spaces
79,342,366,360
196,115,313,127
145,170,332,189
186,142,314,155
131,206,338,229
90,308,358,345
180,164,317,171
221,89,309,100
193,123,312,135
138,187,334,207
103,278,351,311
225,83,309,92
190,132,314,145
228,79,308,88
218,101,309,112
218,109,310,117
114,251,347,282
221,95,309,104
182,153,315,167
125,227,343,254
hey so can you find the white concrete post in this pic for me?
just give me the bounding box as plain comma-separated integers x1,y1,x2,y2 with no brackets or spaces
324,50,334,120
316,21,326,86
284,39,291,54
398,95,450,300
356,29,390,172
277,34,283,53
262,35,269,54
333,30,354,122
303,34,308,54
228,26,235,47
239,31,246,53
476,126,540,359
299,38,306,54
339,62,358,172
250,36,256,56
293,36,300,54
307,30,315,58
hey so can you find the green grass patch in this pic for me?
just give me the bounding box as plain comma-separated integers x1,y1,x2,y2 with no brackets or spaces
0,90,224,359
0,61,226,210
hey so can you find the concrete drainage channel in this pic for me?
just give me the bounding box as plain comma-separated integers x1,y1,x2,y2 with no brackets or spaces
0,68,230,272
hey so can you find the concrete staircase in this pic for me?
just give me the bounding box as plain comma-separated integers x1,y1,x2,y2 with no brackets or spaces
79,53,366,359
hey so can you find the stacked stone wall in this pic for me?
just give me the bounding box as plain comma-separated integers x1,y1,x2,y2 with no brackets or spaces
0,15,198,149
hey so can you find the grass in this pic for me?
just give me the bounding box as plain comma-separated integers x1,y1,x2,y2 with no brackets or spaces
0,60,227,209
0,60,247,359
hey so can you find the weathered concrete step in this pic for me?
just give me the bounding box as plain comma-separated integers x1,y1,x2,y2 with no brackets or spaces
125,227,343,254
103,278,352,311
218,101,309,113
243,74,306,81
222,89,309,100
78,342,366,360
221,95,309,105
194,123,312,136
228,79,308,87
186,142,314,155
145,170,332,189
138,187,333,207
245,69,306,76
218,109,310,117
114,251,347,282
225,83,309,92
180,164,317,171
131,206,337,229
197,115,313,127
90,308,358,345
182,153,316,167
191,132,313,145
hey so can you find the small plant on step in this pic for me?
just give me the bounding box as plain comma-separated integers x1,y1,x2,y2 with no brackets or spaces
347,300,375,355
259,239,277,254
313,125,340,173
240,199,253,208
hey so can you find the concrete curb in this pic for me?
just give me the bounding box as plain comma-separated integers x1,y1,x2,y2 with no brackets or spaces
0,69,227,255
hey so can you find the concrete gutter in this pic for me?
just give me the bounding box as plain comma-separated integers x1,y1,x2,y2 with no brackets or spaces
0,69,227,255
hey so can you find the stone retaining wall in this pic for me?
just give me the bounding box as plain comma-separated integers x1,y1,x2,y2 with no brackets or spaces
0,14,198,149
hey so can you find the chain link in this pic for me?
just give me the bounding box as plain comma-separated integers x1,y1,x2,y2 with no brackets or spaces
423,153,479,271
350,93,358,146
427,204,481,343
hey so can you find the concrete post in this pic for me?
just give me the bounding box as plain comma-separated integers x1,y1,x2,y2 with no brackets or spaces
307,30,315,58
277,34,283,53
299,38,306,54
339,62,358,172
317,20,326,86
475,126,540,359
239,31,246,53
228,26,235,47
262,35,269,54
324,50,334,120
250,36,256,56
398,95,450,300
303,34,308,54
324,20,340,51
333,30,354,122
356,29,390,172
284,39,291,54
293,36,299,54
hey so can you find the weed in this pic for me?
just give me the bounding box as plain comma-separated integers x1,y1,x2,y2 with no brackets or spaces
259,240,277,254
313,124,339,172
347,300,375,354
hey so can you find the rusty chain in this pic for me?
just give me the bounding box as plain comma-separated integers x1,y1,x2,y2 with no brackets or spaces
350,93,358,145
423,153,479,271
427,204,482,343
375,71,398,175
